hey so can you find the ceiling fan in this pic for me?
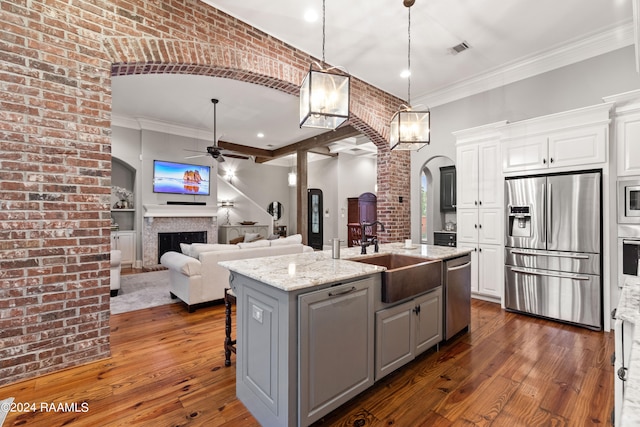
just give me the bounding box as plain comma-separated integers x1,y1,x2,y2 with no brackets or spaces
184,98,250,163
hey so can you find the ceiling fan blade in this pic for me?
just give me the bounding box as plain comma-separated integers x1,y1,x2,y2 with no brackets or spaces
184,154,207,159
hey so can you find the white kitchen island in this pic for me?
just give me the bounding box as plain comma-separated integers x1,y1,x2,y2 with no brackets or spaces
220,243,470,427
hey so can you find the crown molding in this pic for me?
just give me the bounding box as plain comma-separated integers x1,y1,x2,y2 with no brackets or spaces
417,21,635,108
111,115,215,141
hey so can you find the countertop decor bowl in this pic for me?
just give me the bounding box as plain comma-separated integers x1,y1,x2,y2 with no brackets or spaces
239,221,257,225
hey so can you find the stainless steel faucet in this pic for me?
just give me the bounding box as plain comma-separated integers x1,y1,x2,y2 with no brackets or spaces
361,221,386,254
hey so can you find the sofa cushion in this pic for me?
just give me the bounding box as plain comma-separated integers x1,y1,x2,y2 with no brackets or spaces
191,243,240,258
238,240,270,249
161,251,202,276
270,233,303,246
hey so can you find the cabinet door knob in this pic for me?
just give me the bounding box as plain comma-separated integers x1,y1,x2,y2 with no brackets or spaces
543,158,547,164
478,224,482,229
478,200,482,205
474,201,478,206
474,224,478,229
550,157,554,163
618,367,628,381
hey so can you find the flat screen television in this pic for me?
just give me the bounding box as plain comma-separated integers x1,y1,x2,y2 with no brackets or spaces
153,160,211,196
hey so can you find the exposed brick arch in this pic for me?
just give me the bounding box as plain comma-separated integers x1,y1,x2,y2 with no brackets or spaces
107,61,410,241
0,0,411,386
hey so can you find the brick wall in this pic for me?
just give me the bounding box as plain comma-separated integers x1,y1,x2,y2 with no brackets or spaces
0,0,411,385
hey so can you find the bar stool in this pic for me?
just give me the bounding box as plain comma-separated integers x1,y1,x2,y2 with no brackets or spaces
224,288,236,366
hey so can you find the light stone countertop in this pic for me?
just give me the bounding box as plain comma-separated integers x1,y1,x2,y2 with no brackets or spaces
219,242,471,292
616,276,640,425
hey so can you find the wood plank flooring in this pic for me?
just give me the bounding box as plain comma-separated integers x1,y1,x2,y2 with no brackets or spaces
0,299,613,426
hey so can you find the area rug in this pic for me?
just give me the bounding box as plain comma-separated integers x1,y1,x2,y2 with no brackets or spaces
110,270,178,315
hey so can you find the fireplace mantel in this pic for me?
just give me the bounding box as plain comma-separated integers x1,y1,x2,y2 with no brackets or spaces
143,204,218,219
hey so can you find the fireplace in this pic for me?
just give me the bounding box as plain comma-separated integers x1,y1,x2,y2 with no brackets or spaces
142,206,218,268
158,231,207,263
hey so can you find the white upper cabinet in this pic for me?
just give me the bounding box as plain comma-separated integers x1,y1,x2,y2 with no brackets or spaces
604,90,640,177
501,103,612,174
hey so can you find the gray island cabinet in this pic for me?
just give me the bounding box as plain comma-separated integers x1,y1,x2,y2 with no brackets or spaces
220,244,470,427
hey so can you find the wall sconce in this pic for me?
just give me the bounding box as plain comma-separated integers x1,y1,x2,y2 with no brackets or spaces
224,169,235,183
220,200,234,225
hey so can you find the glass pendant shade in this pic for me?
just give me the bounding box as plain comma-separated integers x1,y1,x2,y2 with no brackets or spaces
389,109,430,150
299,67,350,129
288,171,297,187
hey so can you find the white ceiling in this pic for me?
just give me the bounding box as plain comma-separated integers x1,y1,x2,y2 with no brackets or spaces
111,0,634,165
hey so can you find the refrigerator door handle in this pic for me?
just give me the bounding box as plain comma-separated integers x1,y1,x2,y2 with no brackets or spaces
509,267,590,281
510,250,590,260
547,183,552,245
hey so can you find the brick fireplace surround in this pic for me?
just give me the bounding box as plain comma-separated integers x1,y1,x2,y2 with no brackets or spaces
0,0,411,386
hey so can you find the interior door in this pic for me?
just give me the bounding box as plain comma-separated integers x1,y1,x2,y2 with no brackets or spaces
308,188,323,249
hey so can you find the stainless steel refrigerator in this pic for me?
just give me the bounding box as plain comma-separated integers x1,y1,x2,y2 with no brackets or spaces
504,171,602,330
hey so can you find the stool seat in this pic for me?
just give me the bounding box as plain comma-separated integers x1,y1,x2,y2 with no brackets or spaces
224,288,236,366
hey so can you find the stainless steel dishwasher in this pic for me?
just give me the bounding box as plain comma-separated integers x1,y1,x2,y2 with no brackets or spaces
444,254,472,340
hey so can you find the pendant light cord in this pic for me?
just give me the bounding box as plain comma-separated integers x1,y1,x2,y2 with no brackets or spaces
407,6,411,106
322,0,326,67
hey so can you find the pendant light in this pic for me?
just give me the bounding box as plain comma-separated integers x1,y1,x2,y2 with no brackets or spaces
299,0,350,130
389,1,430,150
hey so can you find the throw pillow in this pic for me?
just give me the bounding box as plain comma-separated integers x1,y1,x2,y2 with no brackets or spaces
243,232,262,242
180,243,192,257
267,233,280,240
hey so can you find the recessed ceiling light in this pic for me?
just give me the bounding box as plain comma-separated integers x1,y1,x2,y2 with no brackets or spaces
400,69,411,78
304,9,318,22
257,132,264,138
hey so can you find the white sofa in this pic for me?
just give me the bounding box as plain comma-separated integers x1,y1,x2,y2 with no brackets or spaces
110,249,122,297
160,234,313,312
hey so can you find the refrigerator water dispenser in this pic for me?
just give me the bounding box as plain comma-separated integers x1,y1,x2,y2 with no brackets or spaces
508,206,532,238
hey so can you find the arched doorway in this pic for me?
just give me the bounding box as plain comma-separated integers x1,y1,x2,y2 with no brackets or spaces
420,156,456,244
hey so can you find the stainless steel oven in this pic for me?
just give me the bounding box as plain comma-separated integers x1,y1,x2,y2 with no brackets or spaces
618,178,640,223
618,225,640,288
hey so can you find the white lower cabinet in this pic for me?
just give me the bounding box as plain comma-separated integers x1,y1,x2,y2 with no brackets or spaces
375,287,442,380
455,244,502,300
111,231,135,266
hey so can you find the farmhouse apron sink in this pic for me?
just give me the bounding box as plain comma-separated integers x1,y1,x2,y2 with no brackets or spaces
351,254,442,303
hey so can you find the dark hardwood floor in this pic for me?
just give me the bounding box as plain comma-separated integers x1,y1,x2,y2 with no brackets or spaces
0,298,613,426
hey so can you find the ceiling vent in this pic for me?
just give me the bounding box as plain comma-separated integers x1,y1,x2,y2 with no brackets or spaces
449,41,470,55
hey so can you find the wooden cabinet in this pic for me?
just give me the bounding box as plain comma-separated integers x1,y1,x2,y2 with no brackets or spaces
347,192,377,247
457,141,502,210
502,126,606,173
501,103,612,174
375,287,442,380
439,166,456,212
454,122,505,303
454,244,501,299
298,279,375,426
111,230,135,267
218,225,269,243
604,90,640,176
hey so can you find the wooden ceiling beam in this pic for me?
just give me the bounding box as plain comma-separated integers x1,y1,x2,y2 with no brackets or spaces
216,124,359,162
272,125,359,158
